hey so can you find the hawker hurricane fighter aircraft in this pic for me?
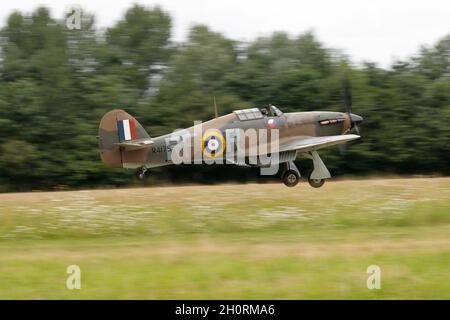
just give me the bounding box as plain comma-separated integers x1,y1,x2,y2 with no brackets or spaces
98,96,363,187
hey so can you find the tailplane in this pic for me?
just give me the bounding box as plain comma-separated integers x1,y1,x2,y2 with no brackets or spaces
98,109,151,168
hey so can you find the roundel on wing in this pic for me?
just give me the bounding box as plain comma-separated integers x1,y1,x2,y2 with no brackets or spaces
202,130,225,157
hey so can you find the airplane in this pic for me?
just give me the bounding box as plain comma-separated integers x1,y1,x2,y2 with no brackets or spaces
98,97,363,187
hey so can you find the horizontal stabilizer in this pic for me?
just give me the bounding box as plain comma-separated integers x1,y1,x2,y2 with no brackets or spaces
115,139,154,151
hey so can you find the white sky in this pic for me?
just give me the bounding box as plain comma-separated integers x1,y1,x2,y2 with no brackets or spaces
1,0,449,67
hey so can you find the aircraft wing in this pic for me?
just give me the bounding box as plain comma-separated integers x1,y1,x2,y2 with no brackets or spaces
279,134,360,153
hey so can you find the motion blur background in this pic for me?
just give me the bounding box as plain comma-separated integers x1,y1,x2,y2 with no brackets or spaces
0,1,449,300
0,1,449,191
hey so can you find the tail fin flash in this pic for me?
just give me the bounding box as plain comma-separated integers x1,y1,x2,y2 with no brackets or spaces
98,109,150,168
116,117,150,142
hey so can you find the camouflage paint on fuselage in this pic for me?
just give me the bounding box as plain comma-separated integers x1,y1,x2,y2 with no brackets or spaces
98,107,358,169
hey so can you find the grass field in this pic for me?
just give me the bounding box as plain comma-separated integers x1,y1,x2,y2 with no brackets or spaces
0,177,449,299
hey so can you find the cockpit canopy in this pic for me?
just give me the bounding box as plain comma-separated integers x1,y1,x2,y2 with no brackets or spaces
269,105,283,116
233,105,283,121
233,108,263,121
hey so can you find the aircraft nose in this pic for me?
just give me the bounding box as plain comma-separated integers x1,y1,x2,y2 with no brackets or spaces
350,113,363,125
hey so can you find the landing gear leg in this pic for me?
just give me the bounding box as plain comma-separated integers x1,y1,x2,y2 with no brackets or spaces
281,161,301,187
303,151,330,188
138,166,147,180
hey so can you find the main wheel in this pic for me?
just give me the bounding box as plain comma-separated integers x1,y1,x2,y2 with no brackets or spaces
307,170,325,188
282,169,300,187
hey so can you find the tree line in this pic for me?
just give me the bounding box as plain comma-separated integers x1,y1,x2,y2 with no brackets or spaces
0,5,449,191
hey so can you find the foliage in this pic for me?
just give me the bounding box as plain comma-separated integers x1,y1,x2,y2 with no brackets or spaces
0,5,449,190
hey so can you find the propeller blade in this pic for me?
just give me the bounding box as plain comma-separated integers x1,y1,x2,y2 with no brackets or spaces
354,123,360,135
341,74,352,114
338,144,346,156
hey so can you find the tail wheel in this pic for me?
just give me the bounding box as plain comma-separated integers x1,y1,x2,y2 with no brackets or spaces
282,169,300,187
307,170,325,188
137,166,147,180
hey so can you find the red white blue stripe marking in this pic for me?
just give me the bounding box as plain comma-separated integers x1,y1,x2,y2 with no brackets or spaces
117,118,136,142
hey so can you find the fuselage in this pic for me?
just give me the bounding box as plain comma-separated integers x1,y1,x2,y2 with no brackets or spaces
120,110,361,169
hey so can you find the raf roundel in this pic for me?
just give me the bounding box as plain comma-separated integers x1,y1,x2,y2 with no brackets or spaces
268,118,277,129
202,131,225,158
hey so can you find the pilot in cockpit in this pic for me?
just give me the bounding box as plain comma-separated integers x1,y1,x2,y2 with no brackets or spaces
260,108,269,117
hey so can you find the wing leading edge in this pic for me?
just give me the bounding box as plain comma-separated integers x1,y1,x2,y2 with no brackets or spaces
279,134,360,153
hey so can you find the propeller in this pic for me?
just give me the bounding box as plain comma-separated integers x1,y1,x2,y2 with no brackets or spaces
338,71,364,156
341,73,362,135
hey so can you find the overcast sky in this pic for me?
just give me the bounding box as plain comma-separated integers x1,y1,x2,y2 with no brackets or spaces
1,0,449,67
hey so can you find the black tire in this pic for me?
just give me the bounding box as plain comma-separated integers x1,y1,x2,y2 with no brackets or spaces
282,169,300,187
306,170,325,188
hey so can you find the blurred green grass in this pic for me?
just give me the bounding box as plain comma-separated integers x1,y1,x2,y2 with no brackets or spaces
0,178,449,299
